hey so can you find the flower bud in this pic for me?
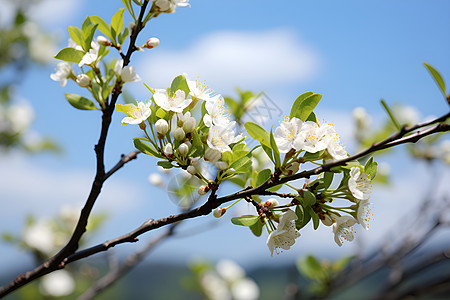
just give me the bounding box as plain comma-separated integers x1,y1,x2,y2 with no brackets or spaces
164,143,173,156
182,116,196,133
285,162,300,175
184,141,192,149
144,37,160,49
178,143,189,156
129,22,136,30
213,207,226,218
187,165,197,175
214,161,228,170
204,148,221,163
173,127,185,141
155,119,169,136
97,36,111,46
198,185,209,195
264,198,279,208
76,74,90,87
321,214,334,226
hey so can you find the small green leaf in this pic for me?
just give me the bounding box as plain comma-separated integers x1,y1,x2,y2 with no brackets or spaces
157,160,174,169
90,16,114,41
306,111,317,123
249,220,263,237
323,172,334,190
244,122,271,148
290,92,322,121
300,190,316,206
65,93,98,110
296,204,311,230
189,129,204,157
364,157,377,180
306,206,319,229
2,233,13,242
170,74,190,96
68,26,83,47
424,62,446,97
270,128,281,168
297,255,326,280
302,150,324,161
118,27,129,45
111,8,126,42
256,168,271,186
54,47,85,63
381,99,401,130
230,155,251,172
231,215,260,227
332,256,353,273
156,108,167,119
121,0,136,20
133,138,163,158
268,184,283,192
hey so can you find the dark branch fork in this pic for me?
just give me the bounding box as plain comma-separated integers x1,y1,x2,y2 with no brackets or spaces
0,2,151,297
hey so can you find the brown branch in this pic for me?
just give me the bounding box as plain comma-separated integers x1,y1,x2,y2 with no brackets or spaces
0,2,151,298
104,150,140,181
51,112,450,267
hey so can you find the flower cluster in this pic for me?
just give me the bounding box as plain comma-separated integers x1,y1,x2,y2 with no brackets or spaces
116,74,246,191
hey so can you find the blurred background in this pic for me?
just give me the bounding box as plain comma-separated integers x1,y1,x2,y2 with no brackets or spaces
0,0,449,299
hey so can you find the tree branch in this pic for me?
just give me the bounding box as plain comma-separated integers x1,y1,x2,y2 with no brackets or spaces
0,2,151,297
54,112,450,267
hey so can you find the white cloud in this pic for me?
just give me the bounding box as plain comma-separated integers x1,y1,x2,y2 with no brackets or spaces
138,28,320,94
0,153,144,218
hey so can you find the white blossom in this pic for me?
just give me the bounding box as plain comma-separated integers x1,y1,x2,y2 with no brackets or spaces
153,89,192,113
50,62,73,87
207,122,243,153
323,124,348,161
120,102,151,125
114,60,141,82
173,127,185,140
231,278,260,300
332,216,356,247
216,260,245,283
203,95,230,127
23,221,55,254
186,76,216,101
148,173,164,187
266,210,300,256
155,0,190,13
274,117,304,153
348,167,371,201
39,270,75,297
96,35,111,46
78,41,100,67
8,102,34,133
164,143,173,156
356,200,373,230
293,121,329,153
204,148,222,163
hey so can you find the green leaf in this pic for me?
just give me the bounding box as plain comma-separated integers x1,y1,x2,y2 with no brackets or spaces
364,157,378,180
424,62,446,97
170,74,191,96
133,138,163,158
2,233,13,242
68,26,83,47
249,220,263,237
54,47,85,63
230,155,251,172
306,206,319,230
121,0,136,20
231,215,260,227
244,122,271,148
118,27,129,45
290,92,322,121
306,111,317,123
381,99,401,130
156,108,167,119
65,93,98,110
157,160,174,169
111,8,126,42
256,168,271,186
297,255,325,280
270,128,281,168
302,150,324,161
90,16,114,41
332,256,353,273
268,184,283,192
132,0,143,6
300,190,316,206
323,172,334,190
295,204,311,230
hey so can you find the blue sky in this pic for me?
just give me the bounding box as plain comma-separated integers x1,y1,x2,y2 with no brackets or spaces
0,0,449,273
